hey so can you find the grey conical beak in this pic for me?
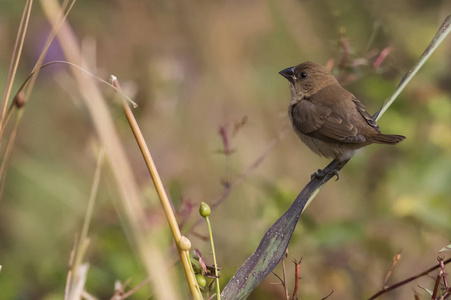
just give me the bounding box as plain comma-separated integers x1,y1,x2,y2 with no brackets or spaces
279,67,296,84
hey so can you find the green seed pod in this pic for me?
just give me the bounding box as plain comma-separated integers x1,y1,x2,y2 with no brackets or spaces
199,202,211,217
196,273,207,287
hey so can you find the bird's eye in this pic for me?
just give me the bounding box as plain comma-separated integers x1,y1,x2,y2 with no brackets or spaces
300,72,308,78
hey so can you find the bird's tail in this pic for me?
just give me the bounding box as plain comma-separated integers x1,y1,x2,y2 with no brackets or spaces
373,134,406,144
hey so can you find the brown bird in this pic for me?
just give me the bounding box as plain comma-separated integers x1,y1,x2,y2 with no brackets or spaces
279,61,405,173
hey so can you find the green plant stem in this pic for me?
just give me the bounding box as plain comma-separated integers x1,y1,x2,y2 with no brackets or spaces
73,148,105,274
206,216,221,300
375,15,451,121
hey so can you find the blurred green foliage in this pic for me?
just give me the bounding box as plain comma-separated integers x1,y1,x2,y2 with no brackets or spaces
0,0,451,299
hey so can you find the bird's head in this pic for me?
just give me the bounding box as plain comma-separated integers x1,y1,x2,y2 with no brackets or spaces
279,61,338,99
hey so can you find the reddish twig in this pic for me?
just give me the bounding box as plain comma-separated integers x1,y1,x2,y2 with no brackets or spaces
383,251,402,288
219,126,232,156
292,258,301,300
373,47,393,70
439,257,449,289
432,272,441,299
368,258,451,300
187,125,290,233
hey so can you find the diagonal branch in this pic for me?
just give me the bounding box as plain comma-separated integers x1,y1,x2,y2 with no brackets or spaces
367,257,451,300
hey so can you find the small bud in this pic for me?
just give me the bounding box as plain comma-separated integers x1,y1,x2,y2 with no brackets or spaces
199,202,211,218
14,91,26,108
109,75,118,87
196,274,207,287
178,236,191,251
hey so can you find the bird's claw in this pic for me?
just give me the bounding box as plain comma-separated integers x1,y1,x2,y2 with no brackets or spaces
311,169,325,180
332,169,340,181
310,169,340,181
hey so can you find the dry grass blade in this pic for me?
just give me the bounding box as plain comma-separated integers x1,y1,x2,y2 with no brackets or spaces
0,0,33,123
70,148,105,290
64,236,78,300
0,0,76,200
40,0,181,299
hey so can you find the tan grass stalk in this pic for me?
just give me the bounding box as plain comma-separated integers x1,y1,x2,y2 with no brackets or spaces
39,0,184,298
73,148,104,269
0,0,33,123
111,77,202,298
0,0,76,196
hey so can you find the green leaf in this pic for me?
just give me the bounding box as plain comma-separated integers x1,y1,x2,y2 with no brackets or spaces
221,159,348,299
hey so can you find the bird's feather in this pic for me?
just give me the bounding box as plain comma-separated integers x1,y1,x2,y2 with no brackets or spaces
290,85,372,144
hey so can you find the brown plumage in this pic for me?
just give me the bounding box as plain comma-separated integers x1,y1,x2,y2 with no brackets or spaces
279,61,405,161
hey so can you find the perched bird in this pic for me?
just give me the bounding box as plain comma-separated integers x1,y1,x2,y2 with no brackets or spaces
279,61,405,170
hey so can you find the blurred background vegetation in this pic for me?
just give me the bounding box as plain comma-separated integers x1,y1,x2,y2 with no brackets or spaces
1,0,451,299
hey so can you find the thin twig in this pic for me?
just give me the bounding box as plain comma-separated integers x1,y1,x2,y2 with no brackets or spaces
413,289,420,300
321,290,335,300
271,272,285,286
292,258,301,300
432,272,441,299
373,47,392,70
282,250,289,300
383,251,402,288
375,15,451,121
368,258,451,300
439,257,449,289
188,124,290,233
64,235,78,300
119,277,152,299
73,148,104,274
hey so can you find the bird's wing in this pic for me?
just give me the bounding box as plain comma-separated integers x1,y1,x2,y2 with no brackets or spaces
352,97,381,133
290,99,366,143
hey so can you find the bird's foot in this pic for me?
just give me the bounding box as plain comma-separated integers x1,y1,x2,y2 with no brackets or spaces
310,169,340,181
311,169,325,180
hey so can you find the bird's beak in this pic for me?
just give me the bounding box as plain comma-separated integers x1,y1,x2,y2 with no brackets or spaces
279,67,295,84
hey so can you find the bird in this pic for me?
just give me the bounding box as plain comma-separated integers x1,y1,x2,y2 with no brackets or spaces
279,61,405,178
